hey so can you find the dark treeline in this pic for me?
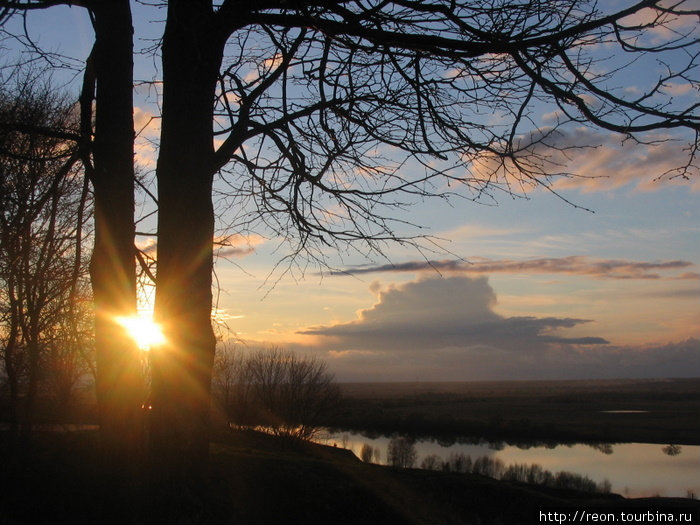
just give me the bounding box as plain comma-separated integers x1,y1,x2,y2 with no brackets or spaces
322,379,700,446
323,403,612,446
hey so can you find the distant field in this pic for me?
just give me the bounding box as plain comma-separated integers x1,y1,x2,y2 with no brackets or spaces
329,378,700,445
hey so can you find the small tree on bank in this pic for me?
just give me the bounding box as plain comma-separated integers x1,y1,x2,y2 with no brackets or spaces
213,345,340,440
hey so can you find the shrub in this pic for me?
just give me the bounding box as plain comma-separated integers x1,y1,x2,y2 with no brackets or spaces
213,345,340,440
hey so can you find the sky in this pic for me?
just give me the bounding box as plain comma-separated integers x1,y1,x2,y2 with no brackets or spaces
2,1,699,382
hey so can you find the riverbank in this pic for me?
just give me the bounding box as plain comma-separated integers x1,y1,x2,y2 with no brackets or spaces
1,427,698,524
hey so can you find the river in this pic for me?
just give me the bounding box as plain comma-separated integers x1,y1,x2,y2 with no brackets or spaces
319,430,700,498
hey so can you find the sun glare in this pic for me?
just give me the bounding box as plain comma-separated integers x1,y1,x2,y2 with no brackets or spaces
116,315,166,350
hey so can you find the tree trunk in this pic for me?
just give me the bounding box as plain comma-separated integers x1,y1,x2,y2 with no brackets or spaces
88,1,142,466
150,1,225,476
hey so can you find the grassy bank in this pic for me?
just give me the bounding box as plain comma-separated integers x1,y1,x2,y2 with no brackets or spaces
1,428,698,524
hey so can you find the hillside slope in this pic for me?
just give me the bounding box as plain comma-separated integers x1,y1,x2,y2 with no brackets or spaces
1,429,697,524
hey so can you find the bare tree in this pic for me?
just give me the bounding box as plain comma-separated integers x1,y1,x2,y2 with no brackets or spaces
1,1,141,466
211,341,244,425
153,0,700,471
2,0,699,475
42,278,95,417
214,345,340,440
134,0,692,475
0,72,92,441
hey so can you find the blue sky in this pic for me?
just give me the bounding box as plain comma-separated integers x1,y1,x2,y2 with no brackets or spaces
3,1,699,381
214,168,699,381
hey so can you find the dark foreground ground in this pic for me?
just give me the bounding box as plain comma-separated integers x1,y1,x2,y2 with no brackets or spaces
1,428,698,525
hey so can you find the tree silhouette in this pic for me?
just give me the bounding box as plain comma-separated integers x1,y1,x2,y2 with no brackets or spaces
0,73,92,442
214,345,340,440
2,2,142,466
2,0,698,475
153,0,700,475
86,2,145,468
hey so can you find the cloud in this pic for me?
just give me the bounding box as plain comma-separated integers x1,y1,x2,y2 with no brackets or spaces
640,285,700,300
471,127,698,193
133,107,160,137
133,107,161,168
541,110,564,123
662,82,693,96
554,338,700,381
542,129,699,192
619,4,700,44
136,237,157,256
299,276,607,353
319,338,700,382
291,276,700,382
674,272,700,280
333,256,696,280
214,233,265,258
134,234,265,260
244,53,284,83
439,224,525,241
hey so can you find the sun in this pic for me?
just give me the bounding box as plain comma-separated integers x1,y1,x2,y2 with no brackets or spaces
116,314,166,350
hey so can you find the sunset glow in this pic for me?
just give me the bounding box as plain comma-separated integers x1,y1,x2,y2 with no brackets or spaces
116,315,166,350
5,2,697,384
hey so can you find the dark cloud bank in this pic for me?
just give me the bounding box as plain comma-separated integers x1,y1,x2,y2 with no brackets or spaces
334,256,696,280
298,276,699,382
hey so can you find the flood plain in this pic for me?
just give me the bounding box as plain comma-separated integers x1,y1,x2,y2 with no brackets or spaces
322,378,700,498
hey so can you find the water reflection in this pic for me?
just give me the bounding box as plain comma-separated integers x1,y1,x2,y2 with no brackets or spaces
662,444,682,456
589,443,614,455
320,430,700,498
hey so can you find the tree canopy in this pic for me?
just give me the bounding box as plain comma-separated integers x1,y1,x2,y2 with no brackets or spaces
208,0,700,260
1,0,698,475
